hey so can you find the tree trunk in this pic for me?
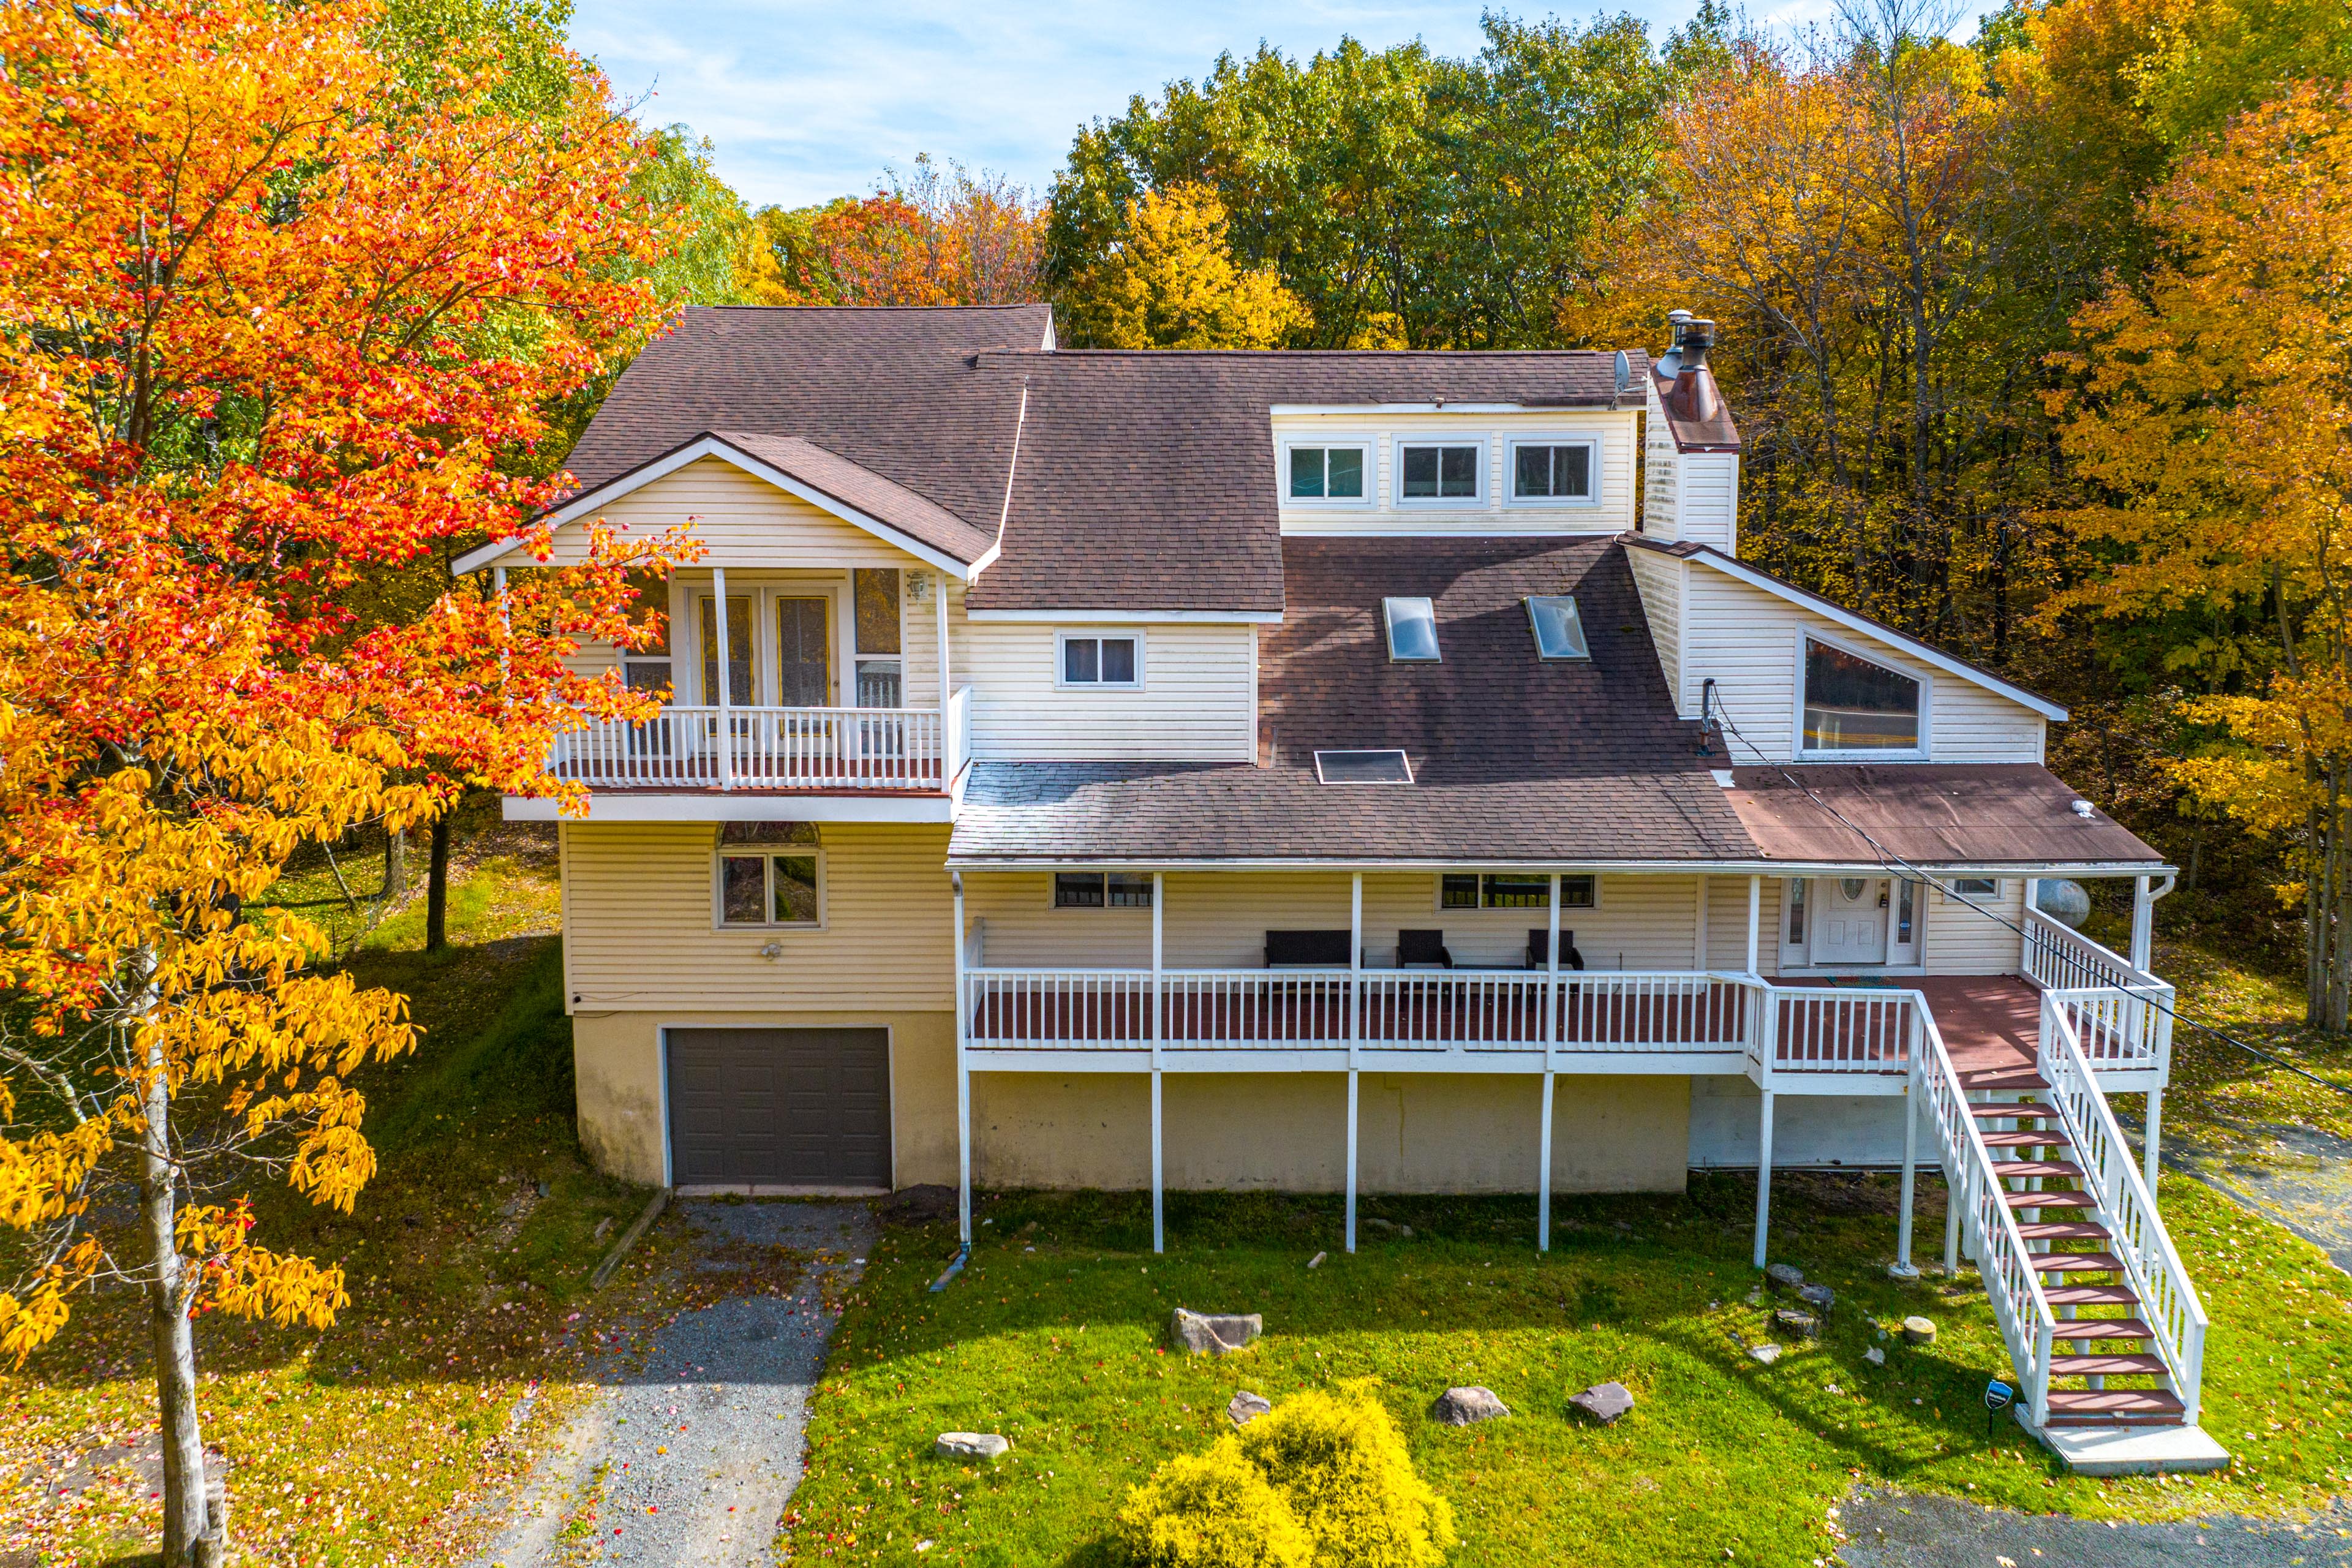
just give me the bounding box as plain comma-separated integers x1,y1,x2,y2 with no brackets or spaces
425,815,451,953
141,1027,211,1564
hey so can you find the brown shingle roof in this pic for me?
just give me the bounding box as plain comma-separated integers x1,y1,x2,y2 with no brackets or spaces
949,537,1754,862
709,432,995,564
1725,765,2165,867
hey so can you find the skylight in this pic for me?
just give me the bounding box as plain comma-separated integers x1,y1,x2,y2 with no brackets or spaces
1525,595,1590,660
1315,749,1415,785
1382,597,1439,662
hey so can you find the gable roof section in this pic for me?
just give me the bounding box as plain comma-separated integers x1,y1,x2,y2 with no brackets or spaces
1621,534,2068,722
967,349,1644,616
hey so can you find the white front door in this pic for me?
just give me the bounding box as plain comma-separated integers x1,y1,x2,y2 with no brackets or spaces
1812,877,1888,965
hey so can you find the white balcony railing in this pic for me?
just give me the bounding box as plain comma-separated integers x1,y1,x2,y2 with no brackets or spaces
2021,910,2171,1068
549,703,957,791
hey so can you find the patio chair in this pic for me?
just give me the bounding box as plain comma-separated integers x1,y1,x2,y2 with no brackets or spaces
1396,929,1453,969
1525,929,1585,971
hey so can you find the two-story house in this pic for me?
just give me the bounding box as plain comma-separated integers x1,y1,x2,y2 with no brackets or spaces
457,304,2219,1470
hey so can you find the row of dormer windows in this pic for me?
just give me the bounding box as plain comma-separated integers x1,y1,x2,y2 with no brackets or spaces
1284,437,1598,507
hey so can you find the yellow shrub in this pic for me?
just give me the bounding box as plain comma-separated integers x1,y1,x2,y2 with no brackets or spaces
1118,1388,1457,1568
1114,1437,1316,1568
1235,1389,1457,1568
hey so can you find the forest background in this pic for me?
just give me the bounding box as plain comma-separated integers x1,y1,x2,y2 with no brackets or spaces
624,0,2352,1000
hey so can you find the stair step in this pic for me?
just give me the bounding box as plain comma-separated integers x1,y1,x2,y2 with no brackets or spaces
2045,1283,2142,1305
1969,1101,2062,1120
1980,1129,2072,1148
1992,1161,2085,1182
2028,1250,2127,1272
2042,1387,2186,1425
2049,1317,2155,1343
2051,1351,2170,1376
2014,1220,2112,1242
1999,1188,2097,1210
1960,1069,2050,1091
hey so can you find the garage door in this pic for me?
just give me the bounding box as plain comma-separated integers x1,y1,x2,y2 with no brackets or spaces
666,1028,891,1187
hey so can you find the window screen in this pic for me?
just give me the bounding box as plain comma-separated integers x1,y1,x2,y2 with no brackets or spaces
1061,635,1140,686
1513,443,1593,499
1400,444,1479,499
1802,639,1920,752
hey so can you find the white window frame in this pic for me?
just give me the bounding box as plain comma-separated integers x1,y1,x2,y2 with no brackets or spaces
1433,872,1601,913
1054,628,1146,691
1947,876,2002,905
1050,870,1156,910
1392,436,1487,507
1793,630,1931,761
1278,440,1374,507
1503,435,1604,508
712,845,827,930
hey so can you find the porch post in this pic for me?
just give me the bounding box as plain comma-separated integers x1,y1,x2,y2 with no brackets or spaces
935,571,952,712
1540,872,1561,1251
1745,875,1761,974
2143,1087,2164,1193
1347,871,1362,1256
710,566,734,789
2130,873,2155,971
1752,1087,1775,1269
493,565,510,681
1152,871,1165,1255
1944,1157,1964,1275
1694,874,1710,968
1895,1073,1920,1275
953,873,971,1247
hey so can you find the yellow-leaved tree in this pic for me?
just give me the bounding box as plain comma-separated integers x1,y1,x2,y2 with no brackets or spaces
2048,80,2352,1025
1074,181,1311,349
0,3,691,1561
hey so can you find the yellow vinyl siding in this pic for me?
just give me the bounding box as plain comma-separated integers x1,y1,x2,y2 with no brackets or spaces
959,620,1256,762
1924,876,2027,974
560,821,952,1012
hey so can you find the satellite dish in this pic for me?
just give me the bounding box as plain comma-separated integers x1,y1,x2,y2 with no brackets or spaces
1614,349,1631,396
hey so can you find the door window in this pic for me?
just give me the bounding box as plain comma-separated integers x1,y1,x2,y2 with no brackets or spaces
775,596,832,707
853,568,903,709
698,595,756,705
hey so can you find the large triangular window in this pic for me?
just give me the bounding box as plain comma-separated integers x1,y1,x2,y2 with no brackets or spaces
1801,638,1920,753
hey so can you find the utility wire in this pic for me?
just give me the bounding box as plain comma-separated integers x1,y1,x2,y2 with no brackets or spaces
1703,690,2352,1100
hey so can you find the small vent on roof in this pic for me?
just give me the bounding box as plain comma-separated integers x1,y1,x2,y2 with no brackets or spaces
1316,749,1415,785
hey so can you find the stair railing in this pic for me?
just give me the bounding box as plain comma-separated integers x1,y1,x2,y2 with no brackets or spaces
2038,990,2209,1425
1913,1003,2059,1428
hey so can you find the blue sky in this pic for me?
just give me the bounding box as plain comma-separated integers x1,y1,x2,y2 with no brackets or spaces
567,1,1820,211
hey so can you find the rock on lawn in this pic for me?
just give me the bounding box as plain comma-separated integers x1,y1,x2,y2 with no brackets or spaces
1431,1386,1510,1425
1227,1391,1272,1427
1567,1382,1635,1424
936,1433,1009,1459
1169,1308,1263,1356
1765,1262,1805,1291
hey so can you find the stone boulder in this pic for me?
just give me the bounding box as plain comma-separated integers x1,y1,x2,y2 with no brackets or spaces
1765,1263,1805,1292
1431,1386,1510,1425
1796,1283,1836,1314
1566,1382,1635,1425
1169,1308,1262,1357
1227,1391,1272,1427
1773,1308,1820,1341
935,1433,1009,1459
1749,1343,1782,1366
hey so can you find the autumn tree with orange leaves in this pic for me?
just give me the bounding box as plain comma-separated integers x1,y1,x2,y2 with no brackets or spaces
739,154,1047,306
0,4,691,1561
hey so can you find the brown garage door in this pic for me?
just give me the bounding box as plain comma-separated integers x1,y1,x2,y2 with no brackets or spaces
666,1028,891,1187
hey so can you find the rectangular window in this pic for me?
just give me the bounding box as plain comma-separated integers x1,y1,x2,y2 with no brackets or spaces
1786,877,1807,943
620,569,673,695
699,594,757,705
1058,633,1141,688
1399,443,1480,500
1287,445,1366,500
1382,597,1440,662
1054,872,1153,908
1951,876,2000,901
1441,873,1597,909
1524,595,1590,660
1511,442,1594,500
1898,879,1916,943
1803,638,1921,753
853,568,903,709
716,826,824,929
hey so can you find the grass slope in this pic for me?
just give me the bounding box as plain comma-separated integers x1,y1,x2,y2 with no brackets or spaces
788,1173,2352,1567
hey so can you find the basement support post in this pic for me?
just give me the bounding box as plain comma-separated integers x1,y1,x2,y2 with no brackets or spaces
953,872,970,1248
1152,872,1165,1255
1895,1074,1920,1274
1347,872,1362,1256
1944,1159,1963,1275
1540,872,1561,1251
2144,1087,2164,1194
1753,1087,1775,1269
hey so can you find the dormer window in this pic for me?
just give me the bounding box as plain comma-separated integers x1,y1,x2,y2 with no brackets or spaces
1398,443,1480,501
1510,440,1596,502
1287,445,1366,500
1525,595,1589,660
1802,637,1921,753
1382,597,1440,662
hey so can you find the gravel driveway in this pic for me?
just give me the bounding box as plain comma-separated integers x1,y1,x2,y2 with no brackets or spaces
470,1198,875,1567
1838,1486,2352,1567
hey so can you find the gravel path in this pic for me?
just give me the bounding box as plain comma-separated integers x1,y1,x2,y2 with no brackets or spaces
2166,1121,2352,1276
470,1198,875,1567
1838,1487,2352,1567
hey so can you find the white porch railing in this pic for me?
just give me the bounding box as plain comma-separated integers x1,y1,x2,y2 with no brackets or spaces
549,704,949,791
1759,986,1917,1076
1912,1005,2062,1428
2040,992,2208,1423
2022,910,2173,1068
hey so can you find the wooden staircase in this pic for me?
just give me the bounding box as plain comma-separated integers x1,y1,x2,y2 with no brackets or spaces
1962,1071,2187,1428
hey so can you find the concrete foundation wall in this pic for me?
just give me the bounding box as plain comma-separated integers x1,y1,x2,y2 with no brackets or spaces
572,1006,1688,1196
1687,1076,1914,1169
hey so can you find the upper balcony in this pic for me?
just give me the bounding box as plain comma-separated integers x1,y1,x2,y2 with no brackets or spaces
549,692,969,795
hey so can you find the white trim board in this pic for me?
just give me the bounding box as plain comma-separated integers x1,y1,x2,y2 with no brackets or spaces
453,435,985,579
504,793,956,824
962,608,1283,624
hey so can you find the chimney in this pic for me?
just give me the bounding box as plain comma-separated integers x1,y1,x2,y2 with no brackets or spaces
1654,309,1697,379
1668,317,1722,424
